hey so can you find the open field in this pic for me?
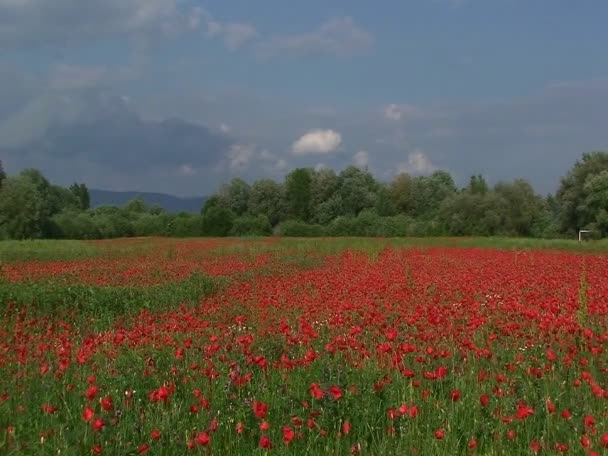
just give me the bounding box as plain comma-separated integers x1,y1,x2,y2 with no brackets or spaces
0,237,607,455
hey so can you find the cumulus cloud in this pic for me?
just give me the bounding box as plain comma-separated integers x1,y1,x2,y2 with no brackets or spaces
227,144,256,170
292,129,342,155
198,8,257,50
256,17,373,60
0,0,201,49
384,103,422,122
353,150,369,168
397,150,437,175
177,164,196,176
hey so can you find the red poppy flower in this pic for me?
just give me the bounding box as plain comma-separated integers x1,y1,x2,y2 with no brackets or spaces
253,401,268,419
259,435,272,449
283,426,295,445
196,432,210,446
83,407,95,422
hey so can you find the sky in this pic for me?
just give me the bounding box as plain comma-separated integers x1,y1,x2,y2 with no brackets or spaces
1,0,608,196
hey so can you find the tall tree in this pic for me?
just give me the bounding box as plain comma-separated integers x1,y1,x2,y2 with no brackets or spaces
0,160,6,189
248,179,286,226
389,173,415,215
467,174,489,195
336,166,378,216
70,183,90,210
494,179,543,236
0,176,53,239
285,168,313,221
219,178,251,216
557,151,608,234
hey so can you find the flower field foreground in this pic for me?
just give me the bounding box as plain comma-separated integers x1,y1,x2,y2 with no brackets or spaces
0,238,607,455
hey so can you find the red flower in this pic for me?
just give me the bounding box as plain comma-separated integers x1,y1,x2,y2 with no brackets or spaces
507,430,516,441
196,432,210,446
86,385,99,401
450,389,461,402
259,435,272,449
468,439,477,449
584,414,595,429
546,399,556,414
342,421,351,435
91,445,102,455
283,426,295,445
529,440,542,454
91,418,104,432
580,434,591,448
480,394,490,407
236,422,245,434
83,407,95,422
150,430,161,440
329,385,343,400
434,429,444,440
259,421,270,431
309,383,324,400
100,397,113,411
561,409,572,420
253,401,268,419
600,432,608,448
516,402,534,420
137,444,150,454
41,404,58,414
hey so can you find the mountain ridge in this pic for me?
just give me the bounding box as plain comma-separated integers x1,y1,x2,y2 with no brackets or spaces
90,189,206,213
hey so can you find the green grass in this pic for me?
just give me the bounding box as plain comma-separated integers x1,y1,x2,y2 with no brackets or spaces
2,236,607,264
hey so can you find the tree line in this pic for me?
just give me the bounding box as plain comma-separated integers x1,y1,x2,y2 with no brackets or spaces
1,151,607,240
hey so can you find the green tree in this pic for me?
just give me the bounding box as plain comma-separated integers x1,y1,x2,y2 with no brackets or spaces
69,183,90,210
202,206,235,236
583,170,608,235
248,179,287,226
413,170,457,218
0,160,6,189
468,174,489,195
336,166,378,216
124,198,148,214
0,176,53,239
220,178,251,216
285,168,313,221
389,173,415,215
494,179,543,236
556,151,608,234
310,168,339,213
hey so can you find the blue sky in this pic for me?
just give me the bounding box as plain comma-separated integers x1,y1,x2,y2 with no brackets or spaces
1,0,607,195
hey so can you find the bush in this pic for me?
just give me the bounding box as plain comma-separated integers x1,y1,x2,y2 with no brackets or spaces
230,215,272,236
278,220,325,237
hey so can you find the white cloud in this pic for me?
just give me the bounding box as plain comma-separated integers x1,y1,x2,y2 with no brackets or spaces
227,144,256,169
178,164,196,176
292,129,342,155
353,150,369,168
275,159,288,171
201,9,257,50
256,17,373,60
397,150,437,175
219,123,230,133
0,0,200,48
384,103,421,122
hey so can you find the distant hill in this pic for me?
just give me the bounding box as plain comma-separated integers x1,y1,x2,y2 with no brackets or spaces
90,189,206,214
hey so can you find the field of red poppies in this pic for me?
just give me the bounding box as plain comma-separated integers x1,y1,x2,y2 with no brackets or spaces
0,237,607,455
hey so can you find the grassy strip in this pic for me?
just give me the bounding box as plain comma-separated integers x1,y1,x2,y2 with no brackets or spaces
0,273,224,330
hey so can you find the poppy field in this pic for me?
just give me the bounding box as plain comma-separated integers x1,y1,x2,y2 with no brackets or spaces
0,237,607,455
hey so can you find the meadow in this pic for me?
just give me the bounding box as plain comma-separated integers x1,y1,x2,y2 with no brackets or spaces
0,237,607,455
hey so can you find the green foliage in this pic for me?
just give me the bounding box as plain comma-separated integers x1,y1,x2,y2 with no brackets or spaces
278,220,325,237
0,176,53,239
0,160,5,189
556,151,608,234
248,179,286,226
230,214,272,236
219,178,251,216
201,206,235,236
69,183,90,210
285,168,313,221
